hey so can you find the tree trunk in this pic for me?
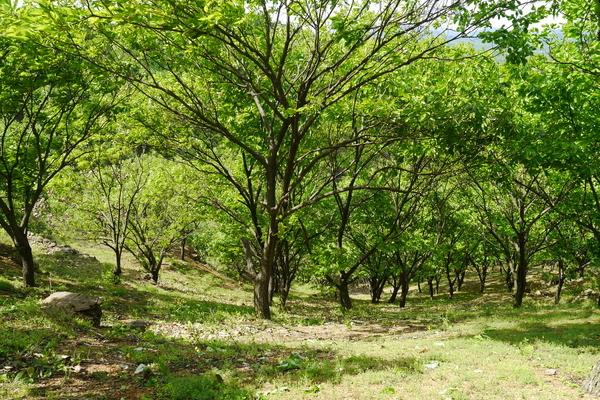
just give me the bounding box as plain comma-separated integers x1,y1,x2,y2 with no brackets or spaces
279,281,290,308
583,360,600,396
427,277,434,299
456,269,466,291
554,260,565,305
398,278,409,308
446,265,455,299
417,279,422,294
180,236,186,261
268,274,277,305
113,249,122,276
151,268,159,284
149,255,164,284
369,276,386,304
476,264,488,293
503,265,514,292
14,230,35,287
254,271,271,318
388,283,400,304
338,277,352,310
254,209,278,319
434,275,440,294
513,241,527,307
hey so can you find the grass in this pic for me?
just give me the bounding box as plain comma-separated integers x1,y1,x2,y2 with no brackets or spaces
0,234,599,399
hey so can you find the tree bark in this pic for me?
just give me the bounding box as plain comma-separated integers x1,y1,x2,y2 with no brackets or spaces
448,281,454,298
427,277,435,299
369,276,386,304
554,260,565,305
456,269,466,291
253,163,278,319
14,230,35,287
151,268,159,284
388,284,400,304
503,265,515,292
475,262,488,293
254,271,271,318
338,277,352,310
113,249,122,276
398,279,409,308
279,282,290,308
583,360,600,396
514,235,527,307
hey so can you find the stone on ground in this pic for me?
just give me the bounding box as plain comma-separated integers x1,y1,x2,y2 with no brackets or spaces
41,291,102,327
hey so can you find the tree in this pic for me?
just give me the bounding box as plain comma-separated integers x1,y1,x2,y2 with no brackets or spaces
471,166,570,307
125,156,201,284
82,154,147,277
0,6,119,286
50,0,524,318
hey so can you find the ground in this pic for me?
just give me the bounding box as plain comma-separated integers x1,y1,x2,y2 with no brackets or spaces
0,234,599,399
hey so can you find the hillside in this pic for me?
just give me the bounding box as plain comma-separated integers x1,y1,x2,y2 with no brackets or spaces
1,237,599,399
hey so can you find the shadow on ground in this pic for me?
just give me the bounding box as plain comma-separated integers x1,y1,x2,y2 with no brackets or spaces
19,326,419,399
484,321,600,349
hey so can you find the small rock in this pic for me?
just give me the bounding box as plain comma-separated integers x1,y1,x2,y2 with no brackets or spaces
545,368,557,376
72,365,83,373
127,320,151,331
134,364,149,375
425,361,439,370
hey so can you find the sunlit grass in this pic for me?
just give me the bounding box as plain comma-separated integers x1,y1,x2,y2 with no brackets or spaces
1,237,599,399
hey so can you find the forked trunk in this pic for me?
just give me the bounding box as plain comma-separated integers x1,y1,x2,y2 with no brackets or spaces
369,276,386,304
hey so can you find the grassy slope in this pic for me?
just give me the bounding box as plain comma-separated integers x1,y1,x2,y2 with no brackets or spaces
0,234,599,399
